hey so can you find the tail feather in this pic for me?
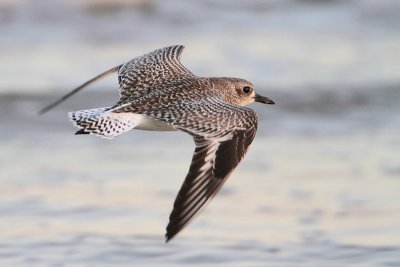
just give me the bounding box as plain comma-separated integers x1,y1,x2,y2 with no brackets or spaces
75,129,89,135
68,107,138,139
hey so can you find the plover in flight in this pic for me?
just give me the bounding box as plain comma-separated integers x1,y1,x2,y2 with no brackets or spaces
40,45,275,241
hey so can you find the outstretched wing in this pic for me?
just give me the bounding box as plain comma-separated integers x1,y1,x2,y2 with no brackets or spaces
38,45,192,115
117,96,258,241
166,124,257,241
117,45,194,103
163,99,258,241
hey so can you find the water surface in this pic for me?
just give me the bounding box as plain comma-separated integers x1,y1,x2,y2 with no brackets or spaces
0,0,400,266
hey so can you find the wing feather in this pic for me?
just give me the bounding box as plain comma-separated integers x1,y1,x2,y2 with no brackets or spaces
135,98,259,241
117,45,194,102
165,125,257,241
39,45,191,115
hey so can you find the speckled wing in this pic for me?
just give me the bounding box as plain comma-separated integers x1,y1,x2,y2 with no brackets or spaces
119,96,258,241
117,45,194,103
38,45,192,115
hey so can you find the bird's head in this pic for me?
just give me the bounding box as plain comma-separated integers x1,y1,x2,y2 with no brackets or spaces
212,77,275,107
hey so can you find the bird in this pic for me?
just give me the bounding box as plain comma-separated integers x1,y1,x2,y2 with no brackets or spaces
39,45,275,242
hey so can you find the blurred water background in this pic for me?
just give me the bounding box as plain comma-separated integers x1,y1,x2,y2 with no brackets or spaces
1,0,400,266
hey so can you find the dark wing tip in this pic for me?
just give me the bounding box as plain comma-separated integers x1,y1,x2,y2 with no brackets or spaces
171,44,184,49
165,213,185,243
167,45,185,60
165,231,175,243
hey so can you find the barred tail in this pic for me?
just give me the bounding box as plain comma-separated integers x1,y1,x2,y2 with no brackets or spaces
68,107,138,139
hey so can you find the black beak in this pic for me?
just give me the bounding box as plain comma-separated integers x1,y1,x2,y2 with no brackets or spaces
254,94,275,105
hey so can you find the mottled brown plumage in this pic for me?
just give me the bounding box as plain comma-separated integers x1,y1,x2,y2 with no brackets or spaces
39,45,275,242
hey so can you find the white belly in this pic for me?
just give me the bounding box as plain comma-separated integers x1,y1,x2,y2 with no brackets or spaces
132,114,177,131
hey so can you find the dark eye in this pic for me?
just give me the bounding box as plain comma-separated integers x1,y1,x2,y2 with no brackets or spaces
242,86,251,94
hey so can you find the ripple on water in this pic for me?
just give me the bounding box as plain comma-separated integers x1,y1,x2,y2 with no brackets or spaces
0,235,399,266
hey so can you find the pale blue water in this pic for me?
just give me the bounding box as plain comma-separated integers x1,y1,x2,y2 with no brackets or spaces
1,0,400,266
